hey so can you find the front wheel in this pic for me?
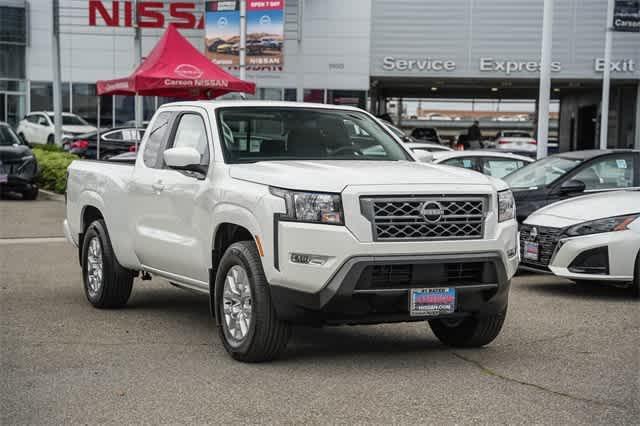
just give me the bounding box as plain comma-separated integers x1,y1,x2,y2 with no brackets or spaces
429,309,507,348
214,241,290,362
81,219,134,308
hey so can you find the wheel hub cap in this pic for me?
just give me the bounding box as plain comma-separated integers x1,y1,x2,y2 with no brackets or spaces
86,237,103,297
222,265,252,344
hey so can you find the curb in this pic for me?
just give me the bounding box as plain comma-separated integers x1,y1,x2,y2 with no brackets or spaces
39,189,65,202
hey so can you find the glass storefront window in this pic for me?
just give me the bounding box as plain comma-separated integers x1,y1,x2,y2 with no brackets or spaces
114,95,134,126
304,89,324,103
0,6,26,79
258,88,282,100
284,88,297,102
327,90,366,109
143,96,156,121
72,83,98,125
30,81,70,112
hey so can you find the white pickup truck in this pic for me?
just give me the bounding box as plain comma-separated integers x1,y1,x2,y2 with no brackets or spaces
64,101,519,362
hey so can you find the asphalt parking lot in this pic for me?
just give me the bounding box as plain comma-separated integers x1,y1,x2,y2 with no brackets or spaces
1,195,638,424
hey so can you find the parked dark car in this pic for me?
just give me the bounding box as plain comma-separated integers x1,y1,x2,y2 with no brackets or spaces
0,122,39,200
503,149,639,222
411,127,442,144
65,127,144,160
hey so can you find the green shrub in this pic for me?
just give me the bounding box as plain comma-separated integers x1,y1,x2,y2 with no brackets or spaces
34,144,64,153
32,146,78,194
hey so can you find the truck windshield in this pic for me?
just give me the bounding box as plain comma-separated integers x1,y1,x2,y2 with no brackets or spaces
216,107,411,163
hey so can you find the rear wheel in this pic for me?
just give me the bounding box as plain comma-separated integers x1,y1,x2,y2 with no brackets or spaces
81,219,134,308
21,187,38,200
47,134,54,145
429,309,507,347
214,241,290,362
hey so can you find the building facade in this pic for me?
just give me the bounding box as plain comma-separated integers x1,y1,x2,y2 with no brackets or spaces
1,0,638,150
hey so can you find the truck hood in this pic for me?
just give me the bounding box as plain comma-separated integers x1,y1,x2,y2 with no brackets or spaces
525,191,640,227
229,160,498,193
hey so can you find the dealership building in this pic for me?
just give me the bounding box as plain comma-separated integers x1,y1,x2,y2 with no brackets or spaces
1,0,639,151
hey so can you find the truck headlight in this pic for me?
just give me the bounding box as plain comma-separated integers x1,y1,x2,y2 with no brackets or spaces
270,187,344,225
498,190,515,222
564,214,639,237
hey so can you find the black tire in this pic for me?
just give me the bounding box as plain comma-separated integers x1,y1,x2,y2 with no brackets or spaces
47,134,54,145
429,309,507,348
214,241,290,362
81,219,134,308
631,254,639,299
22,187,38,200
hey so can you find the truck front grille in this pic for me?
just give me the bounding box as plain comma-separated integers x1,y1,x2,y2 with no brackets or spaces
361,196,486,241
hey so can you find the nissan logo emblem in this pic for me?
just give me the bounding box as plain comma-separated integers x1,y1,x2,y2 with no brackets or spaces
421,201,444,223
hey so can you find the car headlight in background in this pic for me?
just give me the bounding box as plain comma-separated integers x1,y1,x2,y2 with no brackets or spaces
564,214,639,237
498,190,515,222
270,187,344,225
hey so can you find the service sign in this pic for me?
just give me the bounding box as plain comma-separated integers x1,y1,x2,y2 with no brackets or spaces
613,0,640,32
205,0,284,70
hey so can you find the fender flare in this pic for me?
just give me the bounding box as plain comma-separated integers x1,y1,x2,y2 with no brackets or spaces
207,203,263,320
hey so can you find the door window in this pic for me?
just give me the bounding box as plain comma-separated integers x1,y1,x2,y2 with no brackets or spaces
482,158,527,178
103,130,123,141
143,111,172,168
170,114,210,166
37,115,48,126
571,155,635,190
26,114,38,123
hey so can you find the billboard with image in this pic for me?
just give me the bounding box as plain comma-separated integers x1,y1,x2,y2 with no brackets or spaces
205,0,284,70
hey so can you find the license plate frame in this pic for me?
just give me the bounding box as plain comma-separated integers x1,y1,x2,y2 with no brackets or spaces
524,241,539,261
409,287,456,317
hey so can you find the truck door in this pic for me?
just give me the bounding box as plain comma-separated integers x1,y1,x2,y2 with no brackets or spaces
131,108,213,286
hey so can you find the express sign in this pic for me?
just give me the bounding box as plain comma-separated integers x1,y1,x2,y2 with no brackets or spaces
89,1,204,29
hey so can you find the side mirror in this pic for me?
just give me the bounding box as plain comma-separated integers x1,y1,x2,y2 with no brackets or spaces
414,150,434,163
559,179,586,194
402,135,411,142
163,147,206,177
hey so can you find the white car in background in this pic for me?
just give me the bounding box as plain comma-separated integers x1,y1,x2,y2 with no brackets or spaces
522,191,640,297
17,112,96,145
405,142,453,153
494,130,537,153
432,151,533,178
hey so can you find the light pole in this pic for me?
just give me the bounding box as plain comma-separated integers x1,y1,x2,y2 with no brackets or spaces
536,0,554,160
52,0,62,146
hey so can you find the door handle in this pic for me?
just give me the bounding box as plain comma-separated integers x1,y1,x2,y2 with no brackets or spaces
152,182,165,193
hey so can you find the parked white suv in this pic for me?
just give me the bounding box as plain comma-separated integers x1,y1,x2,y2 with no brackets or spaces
64,101,519,362
17,112,96,145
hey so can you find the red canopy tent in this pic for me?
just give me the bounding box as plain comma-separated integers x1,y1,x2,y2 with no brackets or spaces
97,24,255,99
93,24,254,158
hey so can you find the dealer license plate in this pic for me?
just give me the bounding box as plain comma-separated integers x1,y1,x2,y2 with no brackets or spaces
409,288,456,317
0,174,7,183
524,241,539,261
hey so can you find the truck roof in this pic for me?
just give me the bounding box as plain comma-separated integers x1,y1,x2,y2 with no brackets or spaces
159,100,364,112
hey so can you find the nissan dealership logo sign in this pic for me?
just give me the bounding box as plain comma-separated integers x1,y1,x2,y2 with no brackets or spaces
175,64,203,79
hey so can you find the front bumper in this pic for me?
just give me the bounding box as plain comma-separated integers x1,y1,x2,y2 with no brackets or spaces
0,176,37,194
270,251,512,323
549,230,639,283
